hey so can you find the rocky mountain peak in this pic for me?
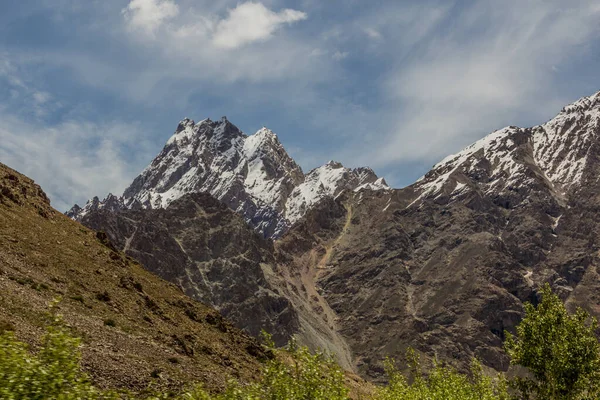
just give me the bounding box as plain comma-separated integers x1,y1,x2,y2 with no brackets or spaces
175,117,195,133
410,91,600,209
255,126,277,138
560,90,600,114
284,161,390,224
69,117,388,238
325,160,344,168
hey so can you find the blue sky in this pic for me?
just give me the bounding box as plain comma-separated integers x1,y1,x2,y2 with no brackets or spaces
1,0,600,211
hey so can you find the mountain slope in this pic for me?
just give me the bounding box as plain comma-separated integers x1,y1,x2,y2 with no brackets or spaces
276,90,600,380
80,191,356,371
69,90,600,383
67,117,389,238
79,192,299,346
0,163,268,393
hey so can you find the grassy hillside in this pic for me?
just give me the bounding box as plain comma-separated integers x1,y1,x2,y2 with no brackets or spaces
0,162,267,394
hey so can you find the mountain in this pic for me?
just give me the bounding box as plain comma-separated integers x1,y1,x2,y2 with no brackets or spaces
67,117,389,238
273,90,600,380
71,90,600,383
0,162,269,393
79,191,356,371
79,192,299,346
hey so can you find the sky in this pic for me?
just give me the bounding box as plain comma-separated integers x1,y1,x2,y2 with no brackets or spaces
1,0,600,211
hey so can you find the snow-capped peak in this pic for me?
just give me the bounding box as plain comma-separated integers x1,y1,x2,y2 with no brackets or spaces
285,161,390,224
410,90,600,207
559,91,600,114
255,127,277,137
69,117,388,238
325,160,343,168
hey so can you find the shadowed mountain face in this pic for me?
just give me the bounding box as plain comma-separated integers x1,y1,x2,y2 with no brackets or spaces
0,163,269,393
81,191,356,371
80,193,299,346
75,90,600,382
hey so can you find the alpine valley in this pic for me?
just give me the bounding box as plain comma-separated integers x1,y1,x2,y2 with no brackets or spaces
57,89,600,381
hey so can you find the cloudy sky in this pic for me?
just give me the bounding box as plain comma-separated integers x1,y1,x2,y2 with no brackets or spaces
1,0,600,211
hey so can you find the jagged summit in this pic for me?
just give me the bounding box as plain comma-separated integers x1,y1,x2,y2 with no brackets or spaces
285,161,388,224
65,90,600,382
561,90,600,113
69,117,389,238
409,90,600,208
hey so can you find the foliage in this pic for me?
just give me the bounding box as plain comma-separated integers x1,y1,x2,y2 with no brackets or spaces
0,320,348,400
377,349,508,400
183,335,349,400
0,301,118,400
505,283,600,400
5,284,600,400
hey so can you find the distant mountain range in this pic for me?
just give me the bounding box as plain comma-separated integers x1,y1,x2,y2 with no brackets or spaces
69,90,600,381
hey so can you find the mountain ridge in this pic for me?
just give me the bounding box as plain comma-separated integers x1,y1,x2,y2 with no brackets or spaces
72,89,600,382
67,117,389,238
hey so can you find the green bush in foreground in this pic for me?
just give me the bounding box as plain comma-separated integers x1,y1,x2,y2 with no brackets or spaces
0,309,116,400
505,283,600,399
184,336,349,400
4,284,600,399
378,349,508,400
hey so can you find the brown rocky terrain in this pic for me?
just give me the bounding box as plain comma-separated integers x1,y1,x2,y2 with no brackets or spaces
275,92,600,381
74,91,600,384
0,162,269,393
81,191,356,371
80,193,298,346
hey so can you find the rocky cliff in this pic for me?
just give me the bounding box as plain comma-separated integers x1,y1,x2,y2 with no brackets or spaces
73,90,600,382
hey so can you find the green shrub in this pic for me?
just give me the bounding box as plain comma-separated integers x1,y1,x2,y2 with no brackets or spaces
0,316,349,400
242,338,348,400
181,337,349,400
6,284,600,400
70,294,85,303
104,318,117,327
377,349,508,400
505,283,600,399
0,306,118,399
0,319,15,334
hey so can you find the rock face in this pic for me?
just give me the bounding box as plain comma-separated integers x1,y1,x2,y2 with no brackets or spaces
81,191,356,369
80,192,298,346
68,117,389,238
274,90,600,380
74,90,600,383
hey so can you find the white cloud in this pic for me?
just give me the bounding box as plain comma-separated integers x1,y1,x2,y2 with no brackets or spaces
363,0,600,168
309,48,327,57
0,113,152,211
31,91,56,117
332,51,349,61
123,0,307,50
0,56,27,89
122,0,179,36
116,0,313,84
32,91,51,104
212,2,307,49
364,28,381,40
